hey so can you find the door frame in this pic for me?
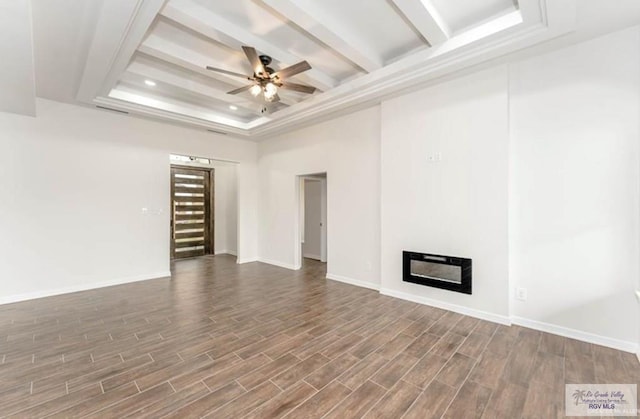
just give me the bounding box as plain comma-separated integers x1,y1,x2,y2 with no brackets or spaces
295,173,327,269
170,164,215,259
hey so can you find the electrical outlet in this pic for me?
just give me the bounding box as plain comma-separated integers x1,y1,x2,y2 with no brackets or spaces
516,287,528,301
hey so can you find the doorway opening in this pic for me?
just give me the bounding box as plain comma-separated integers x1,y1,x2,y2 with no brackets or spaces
170,165,213,259
170,154,238,260
296,173,327,269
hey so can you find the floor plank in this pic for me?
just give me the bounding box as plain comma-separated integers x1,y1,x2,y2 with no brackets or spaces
0,255,636,418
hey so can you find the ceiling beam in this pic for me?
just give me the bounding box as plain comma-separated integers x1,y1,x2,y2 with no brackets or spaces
137,44,297,107
106,89,253,131
160,0,337,91
126,59,281,115
260,0,383,72
139,42,248,88
77,0,166,102
389,0,450,46
518,0,543,25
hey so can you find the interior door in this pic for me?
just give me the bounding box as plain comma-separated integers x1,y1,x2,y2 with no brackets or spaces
170,166,214,259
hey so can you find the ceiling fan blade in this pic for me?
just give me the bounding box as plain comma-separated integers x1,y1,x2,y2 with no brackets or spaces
242,46,266,77
227,85,254,95
279,81,316,94
206,66,250,79
272,61,311,80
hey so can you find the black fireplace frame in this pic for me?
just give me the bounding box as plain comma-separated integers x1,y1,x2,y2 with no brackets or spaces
403,251,472,295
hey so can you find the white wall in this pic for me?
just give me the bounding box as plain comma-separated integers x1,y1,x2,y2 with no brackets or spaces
0,98,258,303
255,26,640,352
509,27,640,348
303,179,322,260
2,26,639,353
0,0,36,116
380,66,510,323
213,163,238,255
258,107,381,288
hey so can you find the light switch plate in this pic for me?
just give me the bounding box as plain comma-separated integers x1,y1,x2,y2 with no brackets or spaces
516,287,527,301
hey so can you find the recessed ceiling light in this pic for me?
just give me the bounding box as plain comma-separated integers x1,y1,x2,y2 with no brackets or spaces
144,80,156,87
229,105,238,110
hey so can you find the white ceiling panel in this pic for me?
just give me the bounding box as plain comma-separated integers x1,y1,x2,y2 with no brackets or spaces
431,0,518,34
29,0,581,138
149,18,246,70
32,0,104,104
117,77,257,123
167,0,361,83
308,0,428,63
189,0,279,34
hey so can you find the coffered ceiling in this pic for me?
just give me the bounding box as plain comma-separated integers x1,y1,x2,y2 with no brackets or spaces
37,0,579,138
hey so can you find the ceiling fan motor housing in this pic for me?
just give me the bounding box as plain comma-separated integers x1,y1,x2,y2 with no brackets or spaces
205,46,316,102
259,55,272,66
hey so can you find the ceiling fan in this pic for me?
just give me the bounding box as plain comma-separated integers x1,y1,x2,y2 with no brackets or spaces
206,46,317,104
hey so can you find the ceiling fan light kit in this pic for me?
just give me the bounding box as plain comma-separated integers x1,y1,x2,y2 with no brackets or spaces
250,84,262,97
206,46,317,105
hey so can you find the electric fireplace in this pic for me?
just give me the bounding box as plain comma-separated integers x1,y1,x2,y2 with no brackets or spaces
403,251,472,295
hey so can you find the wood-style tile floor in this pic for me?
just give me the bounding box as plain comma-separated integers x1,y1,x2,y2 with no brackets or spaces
0,255,638,418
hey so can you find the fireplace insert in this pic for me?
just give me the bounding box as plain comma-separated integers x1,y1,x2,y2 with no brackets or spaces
403,251,472,295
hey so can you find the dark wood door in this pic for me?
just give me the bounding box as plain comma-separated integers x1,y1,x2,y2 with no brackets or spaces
170,166,214,259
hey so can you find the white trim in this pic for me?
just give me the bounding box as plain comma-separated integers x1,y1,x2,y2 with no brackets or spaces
0,271,171,306
511,316,638,354
258,258,300,270
236,258,258,264
637,290,640,362
326,273,380,291
320,178,327,263
93,96,249,137
380,288,512,326
294,176,304,270
303,253,322,261
215,250,238,256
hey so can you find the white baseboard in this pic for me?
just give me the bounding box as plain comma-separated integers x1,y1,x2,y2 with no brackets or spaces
511,316,638,354
326,273,380,291
258,258,300,270
236,258,258,264
0,271,172,306
317,276,639,355
380,287,512,326
215,250,238,256
303,253,322,261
